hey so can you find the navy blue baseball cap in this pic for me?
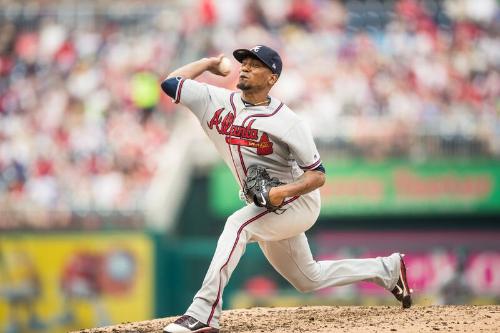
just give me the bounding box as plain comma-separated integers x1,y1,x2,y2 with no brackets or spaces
233,45,282,76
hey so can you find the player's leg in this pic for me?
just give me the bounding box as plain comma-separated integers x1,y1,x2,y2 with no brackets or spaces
181,193,319,331
174,194,316,332
180,203,268,331
258,233,401,293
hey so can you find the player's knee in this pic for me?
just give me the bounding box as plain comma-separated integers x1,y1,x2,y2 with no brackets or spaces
291,280,315,293
294,284,314,293
223,215,250,240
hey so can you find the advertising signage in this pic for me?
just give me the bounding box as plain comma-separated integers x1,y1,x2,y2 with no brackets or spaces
210,160,500,217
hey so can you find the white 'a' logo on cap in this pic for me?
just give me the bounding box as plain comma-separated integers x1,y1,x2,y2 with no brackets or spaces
251,45,262,52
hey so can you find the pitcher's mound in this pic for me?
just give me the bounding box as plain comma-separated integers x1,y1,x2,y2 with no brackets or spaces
73,305,499,333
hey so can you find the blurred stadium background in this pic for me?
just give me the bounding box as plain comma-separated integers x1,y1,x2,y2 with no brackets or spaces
0,0,499,332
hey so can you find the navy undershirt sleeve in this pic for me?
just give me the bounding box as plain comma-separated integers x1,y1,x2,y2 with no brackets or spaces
160,77,182,99
313,163,325,174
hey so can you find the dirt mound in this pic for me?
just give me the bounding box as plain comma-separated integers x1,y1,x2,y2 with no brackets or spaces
73,305,499,333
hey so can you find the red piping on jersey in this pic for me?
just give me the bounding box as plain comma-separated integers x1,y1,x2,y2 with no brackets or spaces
228,93,248,177
238,146,247,175
300,159,321,170
227,92,243,188
228,144,243,188
241,101,284,127
229,92,237,118
174,78,186,104
207,195,300,326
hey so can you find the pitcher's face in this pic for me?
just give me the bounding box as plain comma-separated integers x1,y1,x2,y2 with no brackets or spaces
237,57,278,92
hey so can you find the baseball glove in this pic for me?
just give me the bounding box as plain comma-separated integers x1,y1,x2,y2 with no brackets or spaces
243,165,284,212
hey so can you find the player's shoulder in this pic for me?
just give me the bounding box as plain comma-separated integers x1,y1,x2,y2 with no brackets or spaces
183,78,233,97
271,98,303,123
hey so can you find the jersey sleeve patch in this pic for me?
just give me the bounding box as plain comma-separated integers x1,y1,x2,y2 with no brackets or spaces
160,76,185,103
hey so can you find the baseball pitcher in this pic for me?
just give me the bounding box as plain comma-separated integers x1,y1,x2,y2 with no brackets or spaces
160,45,412,333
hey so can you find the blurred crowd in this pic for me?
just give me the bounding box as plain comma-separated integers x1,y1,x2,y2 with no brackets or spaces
0,1,179,223
0,0,499,225
182,0,499,160
273,0,500,160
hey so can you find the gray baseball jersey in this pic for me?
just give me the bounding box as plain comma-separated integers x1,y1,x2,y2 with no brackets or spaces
175,78,321,188
164,78,402,329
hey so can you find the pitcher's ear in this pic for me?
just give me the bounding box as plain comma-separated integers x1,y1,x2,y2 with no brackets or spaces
269,73,279,86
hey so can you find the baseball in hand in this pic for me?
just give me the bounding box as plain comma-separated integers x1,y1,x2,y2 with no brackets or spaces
219,57,232,76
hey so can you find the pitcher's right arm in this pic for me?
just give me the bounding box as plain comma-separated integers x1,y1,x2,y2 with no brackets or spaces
165,55,228,80
160,55,230,118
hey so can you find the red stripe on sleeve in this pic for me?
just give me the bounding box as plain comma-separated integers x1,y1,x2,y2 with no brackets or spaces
174,78,186,104
300,159,321,170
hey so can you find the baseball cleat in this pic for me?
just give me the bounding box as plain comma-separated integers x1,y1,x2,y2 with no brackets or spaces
391,253,412,309
163,315,219,333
